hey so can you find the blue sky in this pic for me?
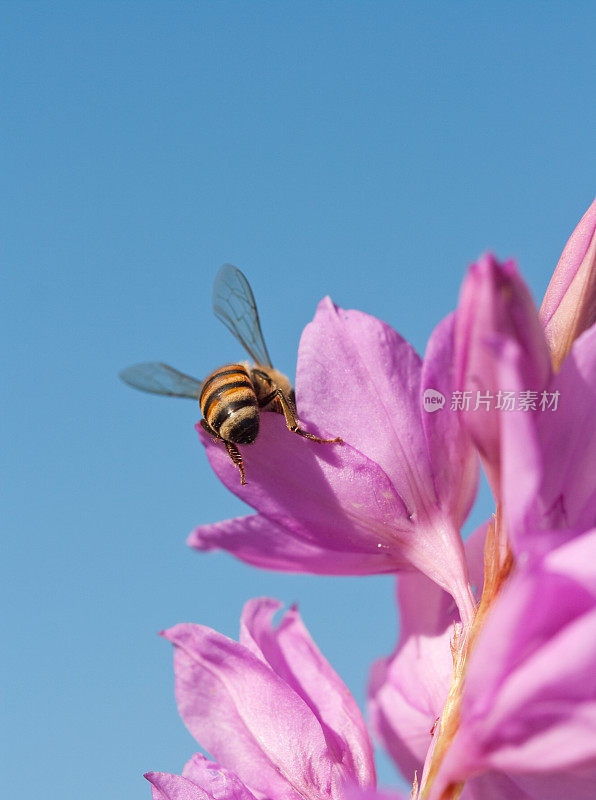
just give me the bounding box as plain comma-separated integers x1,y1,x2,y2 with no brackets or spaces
2,2,595,797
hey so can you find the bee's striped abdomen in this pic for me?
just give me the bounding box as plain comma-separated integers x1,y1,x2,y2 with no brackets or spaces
199,363,260,445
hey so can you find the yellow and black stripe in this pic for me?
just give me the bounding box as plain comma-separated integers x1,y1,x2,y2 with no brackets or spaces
199,363,260,444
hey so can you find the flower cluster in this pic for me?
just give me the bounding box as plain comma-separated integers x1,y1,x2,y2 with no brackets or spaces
146,197,596,800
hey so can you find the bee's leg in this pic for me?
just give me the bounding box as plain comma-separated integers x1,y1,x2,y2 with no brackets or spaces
200,419,246,484
271,387,342,445
225,440,246,486
252,369,341,443
253,369,292,413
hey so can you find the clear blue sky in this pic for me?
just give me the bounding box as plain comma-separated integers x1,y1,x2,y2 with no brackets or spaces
2,2,594,797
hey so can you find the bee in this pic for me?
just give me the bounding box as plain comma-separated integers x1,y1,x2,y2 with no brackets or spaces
119,263,341,485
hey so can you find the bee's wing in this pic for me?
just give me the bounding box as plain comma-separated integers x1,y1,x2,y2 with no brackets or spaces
119,362,203,399
212,263,273,368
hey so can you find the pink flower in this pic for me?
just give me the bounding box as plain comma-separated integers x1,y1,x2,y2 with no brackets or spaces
145,203,596,800
146,598,376,800
369,524,596,800
190,301,478,622
367,228,596,797
428,528,596,800
454,256,596,556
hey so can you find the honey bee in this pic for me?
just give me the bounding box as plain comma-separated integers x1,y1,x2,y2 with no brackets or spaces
119,263,341,485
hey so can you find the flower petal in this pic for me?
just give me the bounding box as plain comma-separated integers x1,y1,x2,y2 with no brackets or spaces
162,622,345,800
238,598,376,786
368,571,455,781
461,772,535,800
188,513,406,575
296,297,427,509
420,313,479,528
368,525,488,781
369,632,452,782
297,298,480,599
297,303,476,582
500,323,596,551
454,256,551,499
544,527,596,593
530,324,596,533
182,753,258,800
199,415,472,613
198,415,412,566
145,772,211,800
540,197,596,369
344,787,410,800
507,765,596,800
491,338,544,546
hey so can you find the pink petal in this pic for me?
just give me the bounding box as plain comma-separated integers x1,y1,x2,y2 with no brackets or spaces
344,787,410,800
298,301,477,548
455,255,595,556
182,753,257,800
530,324,596,533
296,297,426,507
145,772,211,800
199,414,472,614
461,769,596,800
454,256,552,499
420,313,479,528
461,772,536,800
500,324,596,552
238,598,376,786
188,514,407,575
368,571,455,781
507,764,596,800
369,629,452,781
368,525,488,780
198,416,412,566
162,622,351,800
540,197,596,369
491,338,544,547
544,528,596,592
480,608,596,772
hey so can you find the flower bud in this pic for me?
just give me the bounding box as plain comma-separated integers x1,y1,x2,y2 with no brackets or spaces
454,255,551,499
540,197,596,370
